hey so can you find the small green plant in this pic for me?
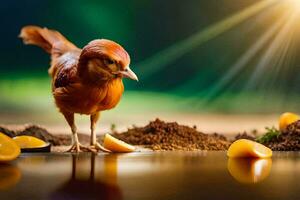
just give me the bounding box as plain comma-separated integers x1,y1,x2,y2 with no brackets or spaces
256,127,281,143
110,123,116,132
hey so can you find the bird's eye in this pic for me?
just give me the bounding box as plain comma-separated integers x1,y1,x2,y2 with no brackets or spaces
104,58,115,65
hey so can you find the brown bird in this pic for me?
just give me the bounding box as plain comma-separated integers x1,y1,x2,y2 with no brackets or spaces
19,25,138,152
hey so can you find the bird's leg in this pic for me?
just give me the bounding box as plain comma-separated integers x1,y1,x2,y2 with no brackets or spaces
90,112,100,146
62,112,93,153
67,124,83,152
90,112,111,153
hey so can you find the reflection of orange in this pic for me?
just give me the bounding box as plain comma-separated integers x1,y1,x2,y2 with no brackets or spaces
227,158,272,184
104,155,118,186
227,139,272,158
0,164,21,190
0,132,20,162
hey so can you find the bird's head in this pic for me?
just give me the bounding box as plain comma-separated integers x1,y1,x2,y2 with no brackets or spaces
78,39,138,84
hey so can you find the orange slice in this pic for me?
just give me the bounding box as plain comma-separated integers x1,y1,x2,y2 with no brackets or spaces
279,112,299,131
0,133,20,162
13,136,47,149
103,134,135,153
227,139,272,158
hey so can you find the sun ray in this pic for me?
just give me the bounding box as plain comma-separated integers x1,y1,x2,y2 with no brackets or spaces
173,0,300,111
136,0,277,79
245,9,299,90
261,29,292,92
199,11,289,101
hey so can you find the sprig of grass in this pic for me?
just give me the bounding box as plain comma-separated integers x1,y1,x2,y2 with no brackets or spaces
256,126,281,143
110,123,116,132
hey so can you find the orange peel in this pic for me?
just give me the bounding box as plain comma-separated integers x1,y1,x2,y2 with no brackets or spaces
227,139,272,158
103,134,135,153
279,112,299,131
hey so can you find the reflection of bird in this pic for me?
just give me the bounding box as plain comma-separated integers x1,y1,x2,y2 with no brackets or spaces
50,154,122,200
19,26,138,152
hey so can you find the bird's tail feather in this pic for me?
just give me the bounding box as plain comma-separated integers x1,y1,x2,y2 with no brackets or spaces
19,25,79,76
19,25,77,55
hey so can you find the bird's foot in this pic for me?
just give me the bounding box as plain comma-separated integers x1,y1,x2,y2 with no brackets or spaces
90,142,111,153
66,143,97,153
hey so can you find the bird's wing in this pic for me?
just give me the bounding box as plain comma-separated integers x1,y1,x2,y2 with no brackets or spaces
53,51,80,89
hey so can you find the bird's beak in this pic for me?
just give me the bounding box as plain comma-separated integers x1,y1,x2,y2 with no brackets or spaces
119,66,138,81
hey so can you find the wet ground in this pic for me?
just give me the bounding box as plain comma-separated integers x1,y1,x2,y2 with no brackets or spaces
0,151,299,200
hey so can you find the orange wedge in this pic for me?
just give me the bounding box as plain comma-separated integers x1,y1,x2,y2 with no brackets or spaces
279,112,299,131
0,133,20,162
13,136,46,148
227,139,272,158
103,134,135,153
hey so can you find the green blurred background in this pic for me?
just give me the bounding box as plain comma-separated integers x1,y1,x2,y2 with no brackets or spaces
1,0,300,122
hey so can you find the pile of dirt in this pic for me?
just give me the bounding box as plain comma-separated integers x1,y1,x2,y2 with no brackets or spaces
0,124,89,146
234,132,256,141
263,120,300,150
113,118,230,151
4,119,300,152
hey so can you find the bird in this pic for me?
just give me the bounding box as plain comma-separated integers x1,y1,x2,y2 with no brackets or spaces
19,25,138,152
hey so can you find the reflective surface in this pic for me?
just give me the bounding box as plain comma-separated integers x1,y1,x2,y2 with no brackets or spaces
0,152,300,200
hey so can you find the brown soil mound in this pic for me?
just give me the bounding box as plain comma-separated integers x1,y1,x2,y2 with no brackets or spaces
263,120,300,150
234,132,256,141
4,119,300,151
113,118,230,151
0,125,89,146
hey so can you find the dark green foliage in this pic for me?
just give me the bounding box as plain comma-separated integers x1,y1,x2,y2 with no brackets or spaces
256,127,281,144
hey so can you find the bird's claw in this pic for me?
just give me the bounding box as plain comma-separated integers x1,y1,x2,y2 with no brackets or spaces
90,142,111,153
66,143,97,153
